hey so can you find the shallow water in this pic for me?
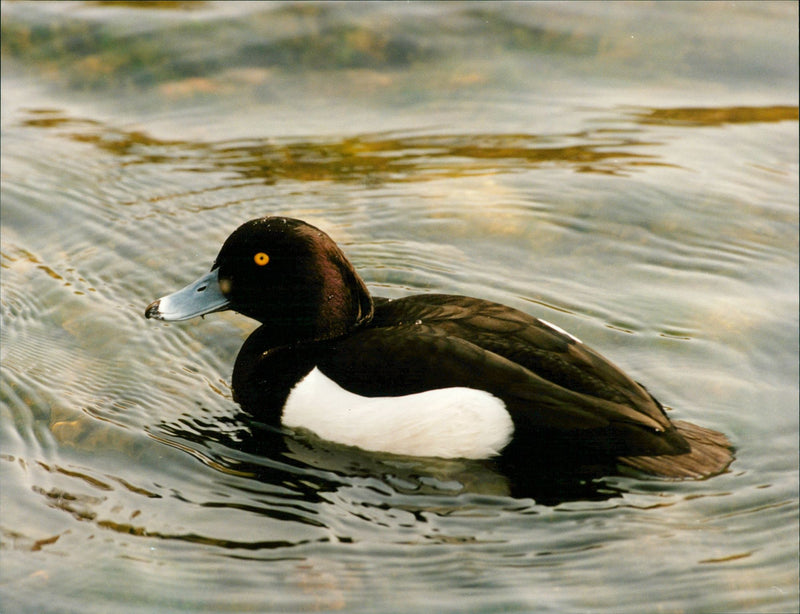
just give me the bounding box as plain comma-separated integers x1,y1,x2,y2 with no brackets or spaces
1,2,798,613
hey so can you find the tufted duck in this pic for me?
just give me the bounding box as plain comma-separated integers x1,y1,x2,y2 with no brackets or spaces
145,216,733,478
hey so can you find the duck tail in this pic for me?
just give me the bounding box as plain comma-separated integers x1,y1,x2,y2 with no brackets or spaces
618,420,734,479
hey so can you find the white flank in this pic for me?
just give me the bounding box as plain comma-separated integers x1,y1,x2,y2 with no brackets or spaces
282,367,514,459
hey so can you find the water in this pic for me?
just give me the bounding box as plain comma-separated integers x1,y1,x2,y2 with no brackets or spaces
1,2,798,612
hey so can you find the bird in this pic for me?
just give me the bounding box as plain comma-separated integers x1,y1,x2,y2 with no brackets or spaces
145,216,733,479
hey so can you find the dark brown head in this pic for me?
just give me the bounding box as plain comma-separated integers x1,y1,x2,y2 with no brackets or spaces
146,216,374,344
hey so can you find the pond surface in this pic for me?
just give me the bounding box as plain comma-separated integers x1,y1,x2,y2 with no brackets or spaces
1,2,798,613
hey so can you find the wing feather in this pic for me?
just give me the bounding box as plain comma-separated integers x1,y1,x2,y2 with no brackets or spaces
320,295,687,457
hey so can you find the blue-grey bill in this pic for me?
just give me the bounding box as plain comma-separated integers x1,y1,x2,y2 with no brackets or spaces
145,269,230,321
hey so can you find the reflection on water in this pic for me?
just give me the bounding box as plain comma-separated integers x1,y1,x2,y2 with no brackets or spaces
19,108,670,181
156,412,632,505
5,410,635,560
1,1,798,613
633,105,799,126
15,105,799,191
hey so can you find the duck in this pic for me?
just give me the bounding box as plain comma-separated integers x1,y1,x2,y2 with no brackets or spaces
145,216,733,479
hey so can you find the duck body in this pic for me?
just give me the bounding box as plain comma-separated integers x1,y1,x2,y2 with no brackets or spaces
146,216,733,478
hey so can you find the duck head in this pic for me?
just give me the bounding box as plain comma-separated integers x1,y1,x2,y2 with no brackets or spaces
145,216,374,343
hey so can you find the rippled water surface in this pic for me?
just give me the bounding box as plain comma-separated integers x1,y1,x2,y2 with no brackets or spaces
1,2,798,613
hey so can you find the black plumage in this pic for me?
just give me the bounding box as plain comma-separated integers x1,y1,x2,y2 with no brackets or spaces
146,216,734,479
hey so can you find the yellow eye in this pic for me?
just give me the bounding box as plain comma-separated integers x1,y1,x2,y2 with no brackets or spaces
254,252,269,266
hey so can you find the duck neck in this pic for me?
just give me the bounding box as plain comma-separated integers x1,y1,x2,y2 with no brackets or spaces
310,256,374,342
